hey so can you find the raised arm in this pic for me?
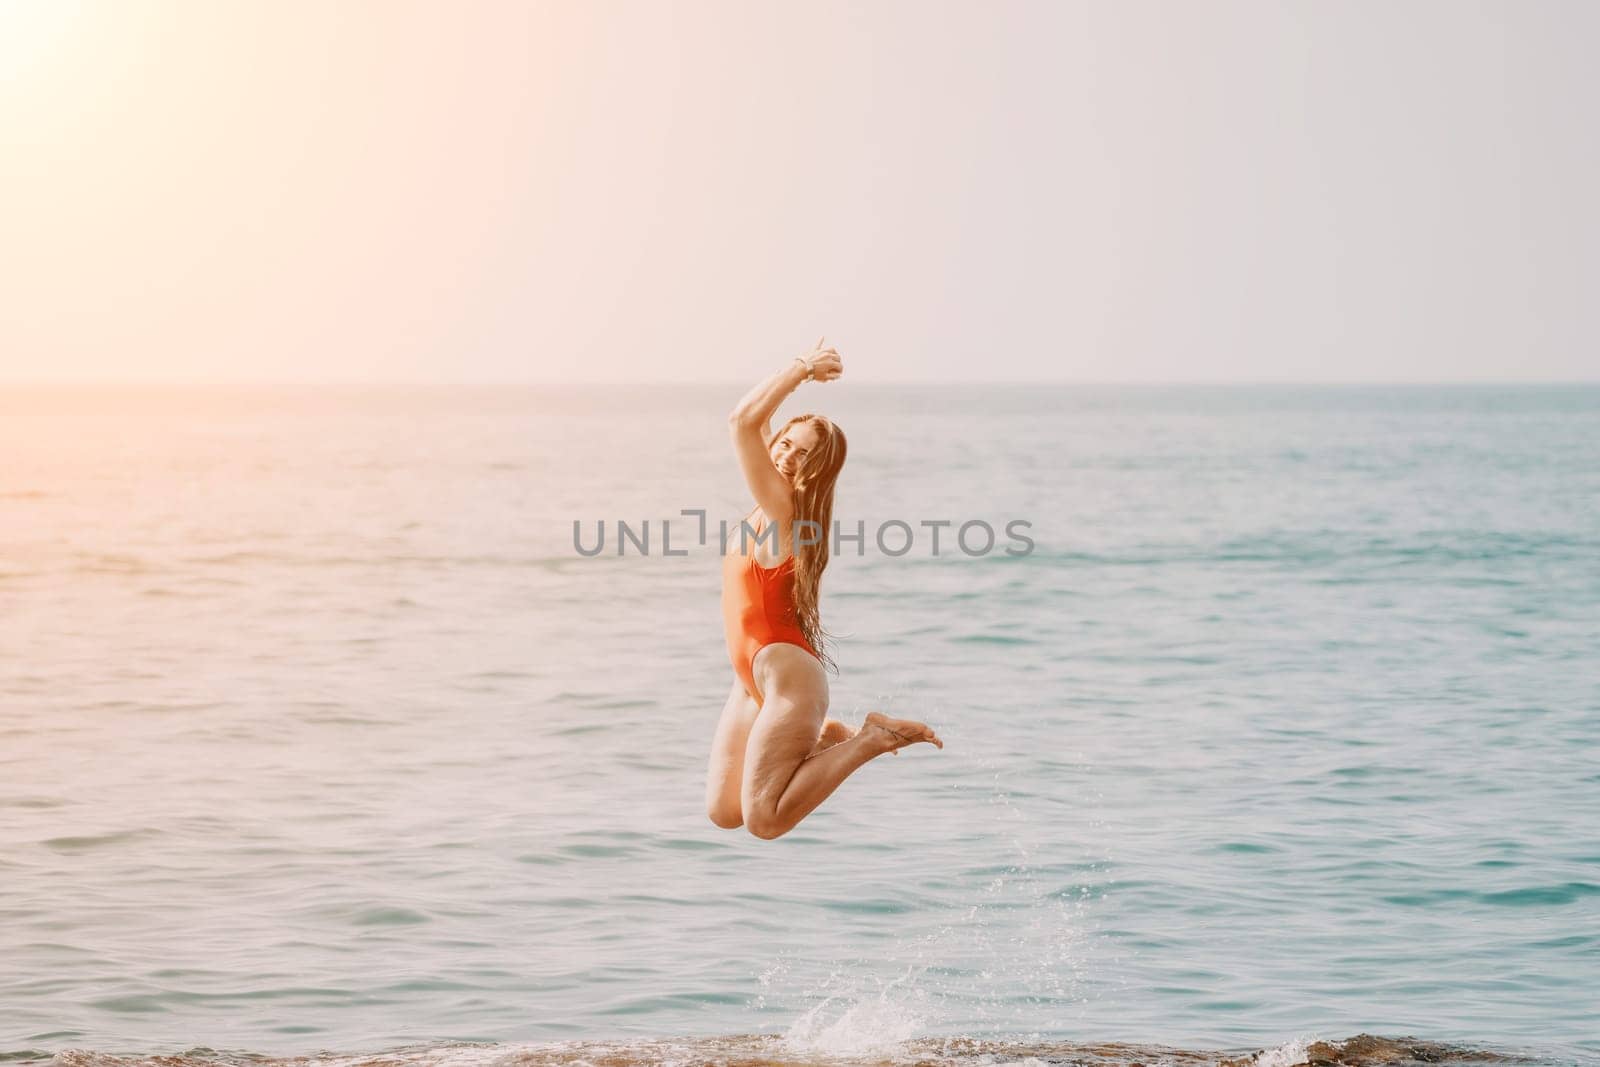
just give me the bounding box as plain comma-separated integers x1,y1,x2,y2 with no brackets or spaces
728,338,843,523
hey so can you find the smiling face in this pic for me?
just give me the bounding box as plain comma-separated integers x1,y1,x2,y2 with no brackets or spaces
770,419,822,482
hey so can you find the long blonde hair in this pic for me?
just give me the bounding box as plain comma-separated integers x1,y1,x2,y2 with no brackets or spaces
767,414,847,672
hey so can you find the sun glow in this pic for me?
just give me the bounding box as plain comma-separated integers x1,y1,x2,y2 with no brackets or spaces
0,0,86,82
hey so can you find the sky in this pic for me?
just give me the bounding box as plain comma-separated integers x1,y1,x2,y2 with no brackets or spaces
1,0,1595,385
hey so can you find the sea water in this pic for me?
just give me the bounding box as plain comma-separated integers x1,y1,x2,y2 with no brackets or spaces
2,385,1596,1066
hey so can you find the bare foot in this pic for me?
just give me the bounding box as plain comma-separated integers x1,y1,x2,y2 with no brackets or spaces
807,718,858,757
862,711,943,756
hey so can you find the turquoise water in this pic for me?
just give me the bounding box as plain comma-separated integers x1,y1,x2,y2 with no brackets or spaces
1,385,1596,1066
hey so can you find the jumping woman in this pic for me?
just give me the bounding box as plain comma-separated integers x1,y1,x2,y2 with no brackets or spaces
705,339,943,840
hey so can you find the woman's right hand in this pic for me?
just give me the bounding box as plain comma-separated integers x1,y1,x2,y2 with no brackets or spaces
800,337,844,383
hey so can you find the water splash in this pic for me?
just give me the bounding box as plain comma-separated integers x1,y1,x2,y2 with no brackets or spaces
755,746,1108,1045
1252,1036,1317,1067
780,964,930,1057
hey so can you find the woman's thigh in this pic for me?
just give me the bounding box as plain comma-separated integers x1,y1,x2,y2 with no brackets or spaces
741,644,829,803
706,678,760,817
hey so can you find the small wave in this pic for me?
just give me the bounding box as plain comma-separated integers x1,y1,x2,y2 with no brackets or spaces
0,796,72,810
953,632,1039,646
1384,883,1600,908
1479,882,1600,907
349,907,431,927
557,843,640,859
38,828,161,852
73,553,152,576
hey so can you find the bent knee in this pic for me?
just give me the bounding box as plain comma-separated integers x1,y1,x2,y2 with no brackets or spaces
743,808,789,840
706,803,744,830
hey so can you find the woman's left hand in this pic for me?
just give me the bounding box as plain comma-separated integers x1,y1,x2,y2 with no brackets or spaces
802,337,844,382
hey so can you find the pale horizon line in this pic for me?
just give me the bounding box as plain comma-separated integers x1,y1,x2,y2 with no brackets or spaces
3,378,1599,389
